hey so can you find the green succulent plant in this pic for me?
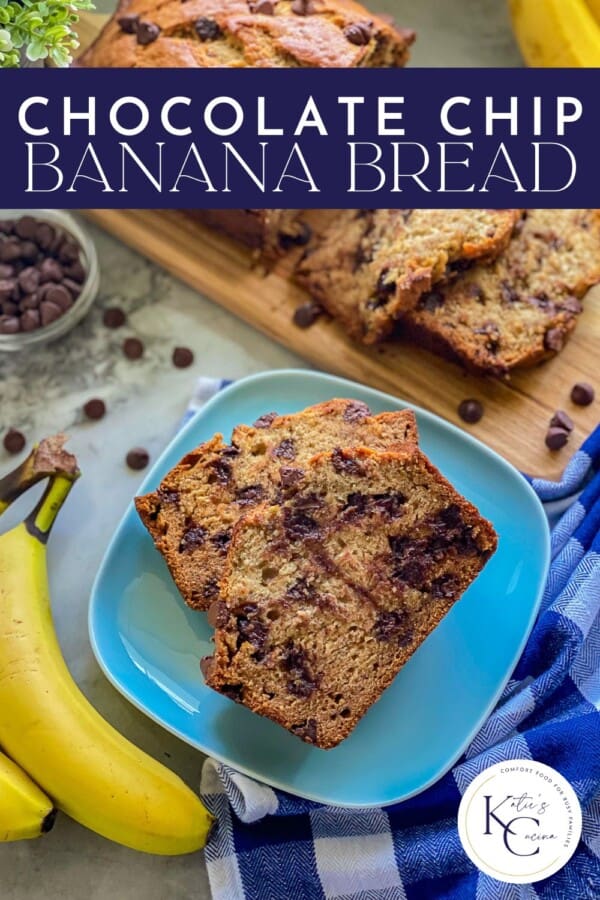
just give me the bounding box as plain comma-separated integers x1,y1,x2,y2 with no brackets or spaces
0,0,95,68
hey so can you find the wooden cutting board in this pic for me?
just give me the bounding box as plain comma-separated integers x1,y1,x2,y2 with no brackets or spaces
77,15,599,480
84,208,600,479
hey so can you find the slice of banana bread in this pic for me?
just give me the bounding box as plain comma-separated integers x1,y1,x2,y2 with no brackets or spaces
78,0,415,68
295,209,522,343
135,400,418,610
401,209,600,377
185,209,310,264
203,445,497,749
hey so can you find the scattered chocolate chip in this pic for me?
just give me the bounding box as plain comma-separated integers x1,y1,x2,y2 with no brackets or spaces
83,398,106,421
550,410,574,433
249,0,275,13
544,328,565,353
545,427,569,451
253,411,278,428
344,21,372,45
136,20,161,44
571,382,594,407
123,337,144,360
118,13,139,33
3,428,26,454
126,447,150,470
293,301,322,329
343,400,371,423
458,398,484,424
172,346,194,368
195,17,222,39
103,307,126,329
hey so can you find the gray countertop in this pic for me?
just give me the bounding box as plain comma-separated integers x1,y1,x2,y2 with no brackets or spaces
1,5,521,898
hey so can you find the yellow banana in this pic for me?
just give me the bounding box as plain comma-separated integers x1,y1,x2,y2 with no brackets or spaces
0,750,56,842
508,0,600,66
585,0,600,26
0,463,214,855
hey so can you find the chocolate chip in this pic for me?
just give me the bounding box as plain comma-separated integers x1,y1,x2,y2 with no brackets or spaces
14,216,38,240
544,328,565,353
0,240,22,263
118,13,139,33
199,656,214,679
371,268,395,307
179,524,207,552
293,301,322,329
0,220,13,235
38,257,63,283
291,718,318,743
211,529,232,551
207,600,228,628
280,466,305,489
272,438,296,460
253,412,278,428
236,606,268,656
172,346,194,368
126,447,150,470
136,20,161,44
374,611,413,645
331,447,365,476
571,382,594,407
0,315,20,334
343,400,371,423
430,573,460,601
285,577,317,603
545,427,569,451
40,300,63,327
344,21,372,45
211,458,232,484
83,398,106,421
282,644,318,697
0,279,16,301
291,0,313,13
558,296,583,314
64,260,86,284
202,579,220,601
103,307,126,329
35,222,56,250
18,267,40,294
59,281,79,305
278,222,312,249
249,0,275,13
123,337,144,360
283,507,320,541
3,428,26,454
57,241,80,265
550,410,574,433
20,309,40,332
235,484,265,506
418,291,444,312
195,17,222,39
458,398,484,424
1,301,18,317
0,264,14,279
20,294,40,311
19,240,39,263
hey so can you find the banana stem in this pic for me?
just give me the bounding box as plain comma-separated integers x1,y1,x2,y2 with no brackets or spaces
25,474,79,544
0,435,79,517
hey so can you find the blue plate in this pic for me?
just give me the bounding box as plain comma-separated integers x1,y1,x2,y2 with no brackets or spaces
89,370,550,808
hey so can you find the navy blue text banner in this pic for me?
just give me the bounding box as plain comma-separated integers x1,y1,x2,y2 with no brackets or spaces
2,68,597,208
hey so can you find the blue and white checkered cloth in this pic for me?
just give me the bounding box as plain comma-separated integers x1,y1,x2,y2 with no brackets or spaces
191,379,600,899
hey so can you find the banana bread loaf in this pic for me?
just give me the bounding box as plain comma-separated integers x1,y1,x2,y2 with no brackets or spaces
400,209,600,377
185,209,310,263
202,445,497,748
295,208,522,343
78,0,415,68
135,399,418,610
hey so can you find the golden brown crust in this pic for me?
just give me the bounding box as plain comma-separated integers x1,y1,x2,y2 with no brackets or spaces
78,0,415,68
135,399,418,610
205,444,497,748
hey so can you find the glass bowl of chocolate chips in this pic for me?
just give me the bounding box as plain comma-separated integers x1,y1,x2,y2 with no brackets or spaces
0,210,99,351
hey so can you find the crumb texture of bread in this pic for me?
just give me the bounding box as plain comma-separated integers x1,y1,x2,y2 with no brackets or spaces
204,445,497,748
135,400,418,610
401,209,600,377
78,0,415,68
295,209,522,343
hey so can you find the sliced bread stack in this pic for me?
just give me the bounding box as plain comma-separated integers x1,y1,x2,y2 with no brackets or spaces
296,209,600,377
136,399,497,748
